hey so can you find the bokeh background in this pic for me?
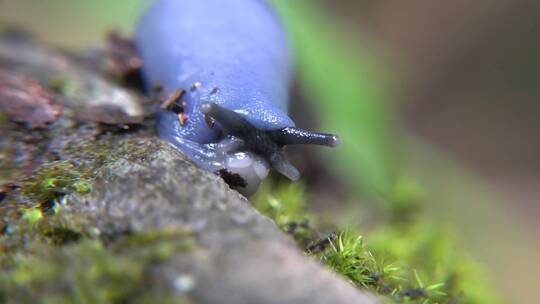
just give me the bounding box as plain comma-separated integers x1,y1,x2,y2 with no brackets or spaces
1,0,538,302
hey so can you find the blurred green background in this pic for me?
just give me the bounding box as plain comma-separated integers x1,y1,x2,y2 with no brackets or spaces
1,0,539,302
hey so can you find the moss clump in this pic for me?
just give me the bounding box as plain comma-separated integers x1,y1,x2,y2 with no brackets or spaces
0,211,195,304
20,161,92,205
320,231,404,294
21,207,44,225
321,229,452,303
112,228,196,262
0,240,193,304
384,176,425,224
13,135,125,213
252,181,317,246
252,180,500,304
1,209,88,258
1,240,144,303
366,221,501,304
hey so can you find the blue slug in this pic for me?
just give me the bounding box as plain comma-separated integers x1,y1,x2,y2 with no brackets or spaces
135,0,339,195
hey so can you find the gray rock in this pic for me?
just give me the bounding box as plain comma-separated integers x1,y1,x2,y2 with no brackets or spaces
66,137,377,304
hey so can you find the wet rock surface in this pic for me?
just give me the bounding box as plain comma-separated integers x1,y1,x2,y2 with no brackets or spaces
0,31,377,304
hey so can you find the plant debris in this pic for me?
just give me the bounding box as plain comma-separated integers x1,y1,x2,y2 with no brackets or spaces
306,232,337,253
160,89,185,113
217,169,248,188
158,89,190,126
0,70,62,129
104,30,145,89
74,104,145,126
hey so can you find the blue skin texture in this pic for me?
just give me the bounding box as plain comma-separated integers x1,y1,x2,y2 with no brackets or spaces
136,0,293,141
135,0,338,194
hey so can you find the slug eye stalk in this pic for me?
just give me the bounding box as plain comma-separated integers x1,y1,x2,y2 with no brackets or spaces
201,102,339,181
269,127,340,148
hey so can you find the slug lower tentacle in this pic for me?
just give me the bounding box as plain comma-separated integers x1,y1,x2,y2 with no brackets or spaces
136,0,339,195
156,109,271,195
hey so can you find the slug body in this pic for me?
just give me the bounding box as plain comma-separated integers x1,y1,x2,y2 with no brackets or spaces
136,0,338,195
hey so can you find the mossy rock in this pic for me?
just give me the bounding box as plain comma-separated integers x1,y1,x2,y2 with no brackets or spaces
0,33,377,304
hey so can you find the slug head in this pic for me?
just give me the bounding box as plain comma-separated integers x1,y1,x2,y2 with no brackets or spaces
156,103,339,196
201,102,339,182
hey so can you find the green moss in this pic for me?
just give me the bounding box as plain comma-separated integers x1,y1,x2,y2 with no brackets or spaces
320,231,401,290
14,136,127,212
252,181,500,304
1,211,87,257
367,221,501,304
48,76,76,96
21,207,44,225
0,239,193,304
113,228,196,262
0,210,195,304
321,229,450,303
385,176,425,224
251,180,317,246
20,161,92,204
60,139,118,175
